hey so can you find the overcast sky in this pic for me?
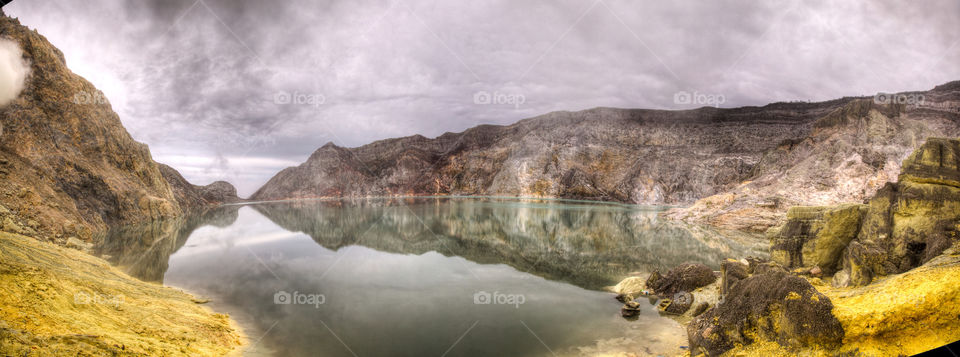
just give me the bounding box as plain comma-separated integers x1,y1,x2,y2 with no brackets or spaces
5,0,959,196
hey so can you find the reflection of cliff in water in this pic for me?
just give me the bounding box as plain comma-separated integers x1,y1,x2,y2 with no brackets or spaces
93,205,241,282
252,198,767,289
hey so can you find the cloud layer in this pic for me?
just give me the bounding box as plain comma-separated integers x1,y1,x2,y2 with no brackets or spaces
6,0,960,196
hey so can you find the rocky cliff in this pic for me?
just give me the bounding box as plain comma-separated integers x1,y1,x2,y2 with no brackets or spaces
0,14,235,243
769,138,960,286
253,83,960,234
254,102,848,201
670,86,960,231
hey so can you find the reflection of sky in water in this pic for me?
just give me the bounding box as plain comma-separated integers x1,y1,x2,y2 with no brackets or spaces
162,206,689,357
94,199,766,356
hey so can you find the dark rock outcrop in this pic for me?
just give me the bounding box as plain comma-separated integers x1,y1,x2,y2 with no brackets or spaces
687,265,844,356
645,263,717,296
657,291,694,315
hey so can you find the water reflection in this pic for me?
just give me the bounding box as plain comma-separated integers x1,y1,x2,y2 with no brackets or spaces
93,205,241,281
251,198,765,289
97,198,765,289
94,198,767,356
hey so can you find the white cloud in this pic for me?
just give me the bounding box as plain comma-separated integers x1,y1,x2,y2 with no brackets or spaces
0,38,29,107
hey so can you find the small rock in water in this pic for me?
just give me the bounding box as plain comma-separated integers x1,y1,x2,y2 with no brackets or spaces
620,301,642,319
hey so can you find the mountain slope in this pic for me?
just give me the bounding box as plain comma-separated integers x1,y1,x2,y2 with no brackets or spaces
253,82,960,234
0,13,234,243
253,101,853,202
669,86,960,231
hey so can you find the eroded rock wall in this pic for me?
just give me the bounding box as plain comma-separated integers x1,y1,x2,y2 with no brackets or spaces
768,138,960,287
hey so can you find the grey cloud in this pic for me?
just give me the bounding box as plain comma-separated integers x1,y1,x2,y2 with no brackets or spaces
5,0,959,196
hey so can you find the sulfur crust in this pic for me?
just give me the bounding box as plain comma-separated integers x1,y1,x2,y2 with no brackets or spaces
715,249,960,357
0,231,246,356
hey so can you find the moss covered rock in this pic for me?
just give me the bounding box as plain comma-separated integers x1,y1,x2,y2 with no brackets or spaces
646,263,717,296
687,266,844,356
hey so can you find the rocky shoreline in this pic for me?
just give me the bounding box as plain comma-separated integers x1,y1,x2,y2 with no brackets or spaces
611,138,960,356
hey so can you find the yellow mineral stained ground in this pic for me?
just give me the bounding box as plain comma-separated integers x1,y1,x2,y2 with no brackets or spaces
0,231,245,356
719,247,960,357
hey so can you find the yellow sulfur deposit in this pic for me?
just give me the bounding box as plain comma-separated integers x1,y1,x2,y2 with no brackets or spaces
718,247,960,356
0,231,245,356
821,249,960,356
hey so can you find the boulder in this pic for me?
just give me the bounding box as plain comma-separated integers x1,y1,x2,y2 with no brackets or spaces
834,241,890,287
657,291,694,315
646,263,717,296
620,301,641,319
687,267,844,356
612,276,648,302
768,204,865,274
721,259,749,286
691,302,710,317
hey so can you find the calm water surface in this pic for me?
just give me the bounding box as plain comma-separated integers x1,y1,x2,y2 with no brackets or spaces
96,197,766,357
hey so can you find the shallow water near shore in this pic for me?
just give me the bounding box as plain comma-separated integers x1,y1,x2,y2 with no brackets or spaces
96,197,766,356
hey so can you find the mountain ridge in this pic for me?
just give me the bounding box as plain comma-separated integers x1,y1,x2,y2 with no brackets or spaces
252,82,960,233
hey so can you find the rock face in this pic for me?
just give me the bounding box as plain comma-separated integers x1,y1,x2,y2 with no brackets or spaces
768,204,866,274
833,138,960,286
158,164,241,210
252,101,849,202
254,85,960,235
0,15,230,243
769,138,960,287
668,92,960,232
687,265,844,356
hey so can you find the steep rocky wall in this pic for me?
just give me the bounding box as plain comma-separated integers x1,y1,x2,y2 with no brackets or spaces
253,102,851,203
0,14,234,244
669,90,960,232
768,138,960,287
